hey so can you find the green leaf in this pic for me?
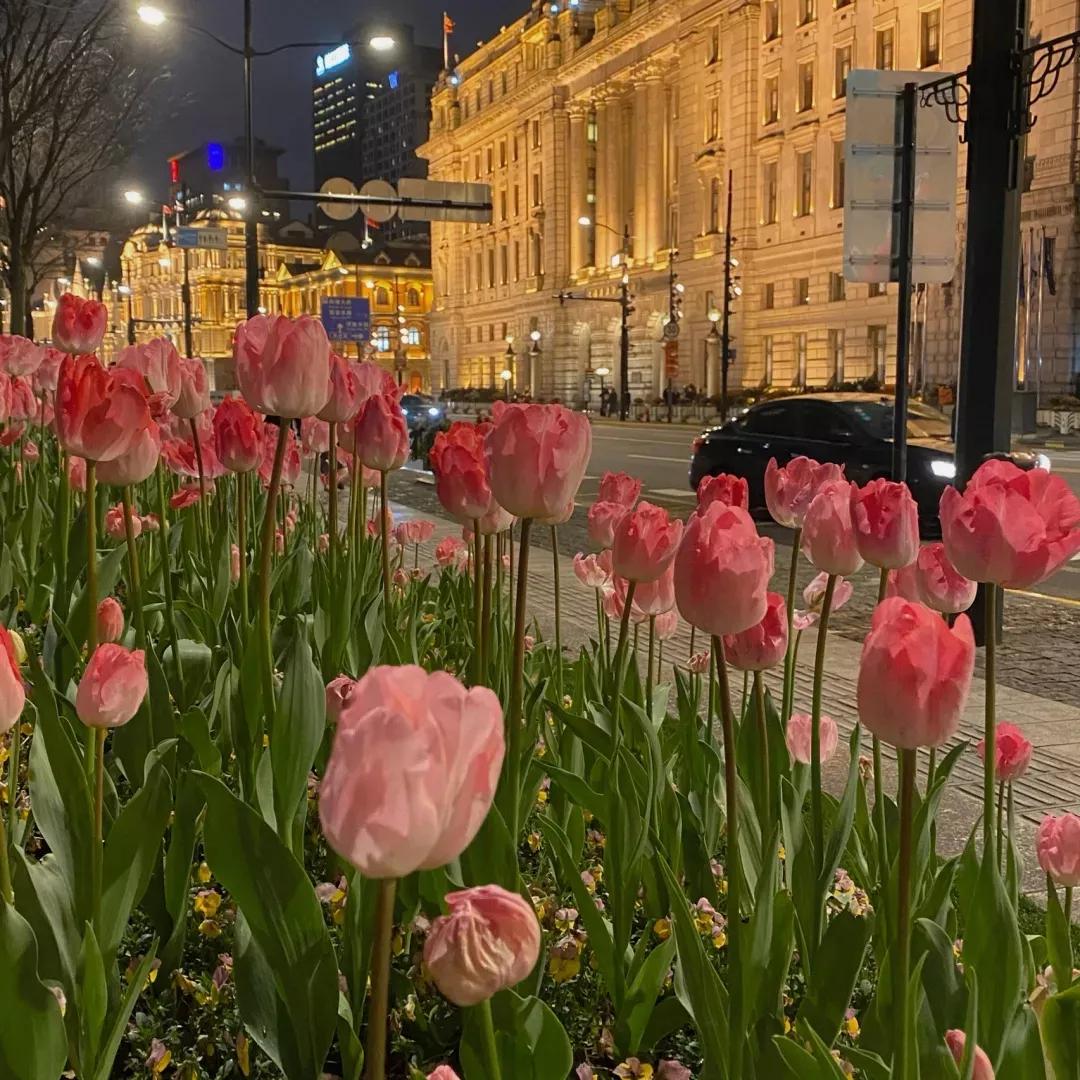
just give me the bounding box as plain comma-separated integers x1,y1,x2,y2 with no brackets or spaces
69,543,127,649
544,762,610,823
912,917,966,1036
460,803,519,892
615,936,677,1055
1047,880,1075,995
0,902,68,1080
77,923,107,1075
1043,981,1080,1080
772,1035,829,1079
196,773,338,1080
460,991,573,1080
799,909,875,1047
996,1003,1047,1080
88,946,157,1080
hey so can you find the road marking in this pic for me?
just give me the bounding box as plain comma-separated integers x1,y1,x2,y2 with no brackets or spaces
1011,587,1080,608
649,487,695,499
627,453,691,464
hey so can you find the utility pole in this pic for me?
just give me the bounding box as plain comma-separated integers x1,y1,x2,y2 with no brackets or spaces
720,170,736,422
178,183,195,358
618,224,631,421
243,0,261,317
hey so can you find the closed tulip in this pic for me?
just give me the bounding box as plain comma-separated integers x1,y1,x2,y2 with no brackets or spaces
587,500,630,550
67,455,87,492
56,355,151,462
598,470,641,507
977,721,1032,782
786,712,839,765
351,359,399,402
97,419,161,487
423,884,541,1006
116,338,182,412
213,397,263,473
0,626,25,735
75,644,148,729
945,1030,995,1080
573,552,610,588
435,536,468,569
32,347,64,395
1036,812,1080,888
234,313,332,418
172,357,211,419
318,352,363,423
324,674,357,725
618,562,676,617
300,416,330,455
3,335,44,377
430,421,492,522
940,458,1080,588
723,591,788,671
851,478,920,569
655,609,680,640
612,501,684,584
353,393,410,472
105,504,138,540
802,480,864,576
319,665,504,877
915,542,977,614
51,293,107,355
427,1068,462,1080
96,598,124,644
697,472,749,512
486,402,590,521
857,598,975,749
765,456,845,529
675,502,774,636
8,376,34,421
476,498,514,536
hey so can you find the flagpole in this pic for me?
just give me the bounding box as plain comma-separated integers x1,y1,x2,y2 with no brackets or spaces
443,11,450,71
1036,225,1045,412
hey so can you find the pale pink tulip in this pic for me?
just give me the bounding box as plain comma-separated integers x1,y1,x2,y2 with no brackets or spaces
1036,813,1080,888
723,591,788,671
0,626,25,734
944,1030,995,1080
696,472,749,512
75,644,147,728
802,480,864,576
234,313,332,418
96,598,124,644
765,456,845,529
977,721,1032,782
850,478,920,569
612,501,684,584
786,712,839,765
915,542,977,614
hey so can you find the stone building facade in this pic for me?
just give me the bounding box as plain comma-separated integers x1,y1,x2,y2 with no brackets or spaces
420,0,1079,407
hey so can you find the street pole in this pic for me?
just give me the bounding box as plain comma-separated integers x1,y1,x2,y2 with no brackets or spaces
892,83,918,484
243,0,261,317
618,225,630,421
720,169,734,422
181,248,194,358
955,0,1028,644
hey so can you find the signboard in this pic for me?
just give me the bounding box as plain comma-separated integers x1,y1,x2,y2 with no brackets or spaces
321,297,371,342
397,179,492,223
175,226,228,251
662,318,680,341
843,70,959,284
315,44,351,77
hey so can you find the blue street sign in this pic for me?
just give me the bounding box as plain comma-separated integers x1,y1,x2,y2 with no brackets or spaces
321,296,371,342
175,227,199,249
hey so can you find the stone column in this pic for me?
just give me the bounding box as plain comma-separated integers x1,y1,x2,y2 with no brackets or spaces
594,96,612,267
633,78,650,259
568,106,588,273
605,91,624,265
644,73,667,258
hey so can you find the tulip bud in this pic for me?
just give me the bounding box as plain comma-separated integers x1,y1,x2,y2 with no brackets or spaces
96,597,124,644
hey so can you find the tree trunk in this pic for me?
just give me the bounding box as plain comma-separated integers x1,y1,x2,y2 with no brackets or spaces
8,239,26,338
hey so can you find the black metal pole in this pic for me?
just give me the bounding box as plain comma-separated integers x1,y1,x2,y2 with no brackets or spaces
619,279,630,421
243,0,260,317
720,170,733,422
892,82,918,483
955,0,1028,645
181,248,194,358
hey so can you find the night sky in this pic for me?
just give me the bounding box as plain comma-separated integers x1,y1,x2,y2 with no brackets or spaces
130,0,506,201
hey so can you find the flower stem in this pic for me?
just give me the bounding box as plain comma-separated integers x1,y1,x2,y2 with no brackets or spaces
257,423,289,728
0,752,13,904
753,672,771,843
188,417,210,565
122,488,147,649
551,525,562,700
781,527,802,722
983,583,998,850
480,533,493,683
85,462,98,780
379,471,391,611
712,635,744,1080
873,568,889,886
7,711,21,847
474,998,502,1080
156,466,184,699
237,472,249,623
363,878,397,1080
472,523,482,685
328,422,338,577
810,573,837,860
646,615,656,704
91,727,105,935
894,747,917,1080
996,779,1006,870
506,517,533,841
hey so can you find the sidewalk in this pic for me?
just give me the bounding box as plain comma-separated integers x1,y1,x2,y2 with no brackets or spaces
388,500,1076,893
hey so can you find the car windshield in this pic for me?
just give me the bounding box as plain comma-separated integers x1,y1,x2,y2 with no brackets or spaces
840,400,952,441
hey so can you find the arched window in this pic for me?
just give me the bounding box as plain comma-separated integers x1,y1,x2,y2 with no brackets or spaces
375,286,390,307
406,286,421,307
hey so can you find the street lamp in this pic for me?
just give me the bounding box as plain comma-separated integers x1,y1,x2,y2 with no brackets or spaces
123,189,145,205
227,196,247,212
369,35,396,51
594,364,610,412
136,4,166,25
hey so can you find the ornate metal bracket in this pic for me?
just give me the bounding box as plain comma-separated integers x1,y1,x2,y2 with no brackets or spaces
1022,30,1080,131
918,72,971,141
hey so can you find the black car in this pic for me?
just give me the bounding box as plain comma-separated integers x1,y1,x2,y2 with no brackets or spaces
400,393,446,432
689,393,958,531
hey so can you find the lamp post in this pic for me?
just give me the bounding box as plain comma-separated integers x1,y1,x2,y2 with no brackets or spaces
529,329,541,400
504,338,515,400
706,309,721,402
595,365,610,414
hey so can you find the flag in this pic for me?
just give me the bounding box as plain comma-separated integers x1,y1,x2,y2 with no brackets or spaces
442,13,454,71
1044,234,1057,295
443,13,455,33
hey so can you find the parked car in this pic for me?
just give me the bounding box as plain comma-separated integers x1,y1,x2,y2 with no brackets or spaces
400,393,446,432
689,393,958,532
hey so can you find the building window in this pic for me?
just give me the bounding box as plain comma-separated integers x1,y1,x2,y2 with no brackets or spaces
762,160,778,224
375,286,390,306
796,150,813,216
708,177,722,233
487,249,495,288
373,325,391,351
869,325,887,382
831,139,845,207
706,94,720,142
486,146,493,173
473,153,481,180
513,185,520,216
797,61,814,112
875,27,894,70
828,328,845,383
835,0,851,7
763,282,775,309
763,75,779,124
798,0,814,25
707,26,720,64
763,336,775,384
794,332,808,386
531,118,541,147
403,326,421,346
763,0,780,41
464,256,472,293
587,111,598,142
531,171,542,207
499,245,508,285
499,190,507,221
794,276,810,304
828,272,846,301
499,139,507,167
834,44,852,98
869,281,887,297
513,241,521,281
920,8,941,68
406,287,420,306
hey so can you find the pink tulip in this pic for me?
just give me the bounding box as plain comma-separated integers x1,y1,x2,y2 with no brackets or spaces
258,423,302,489
793,572,855,630
319,665,504,877
0,626,25,735
0,423,23,448
300,416,330,455
612,501,684,584
654,609,680,640
915,542,976,614
618,562,676,617
850,478,920,569
32,347,63,395
786,712,839,765
435,536,469,569
105,504,138,540
801,480,864,576
116,338,182,413
977,721,1032,783
318,352,363,424
230,543,241,583
697,472,749,512
67,455,87,492
765,456,845,529
56,355,151,463
427,1068,462,1080
587,501,629,550
171,357,211,419
573,552,609,588
51,293,107,355
170,484,204,510
430,422,492,523
20,439,37,464
674,503,774,636
97,419,161,487
353,393,410,472
657,1061,693,1080
486,402,590,521
857,598,975,749
75,644,147,728
944,1030,995,1080
940,458,1080,588
351,359,399,402
723,591,788,671
8,377,34,422
598,470,641,507
2,335,44,377
887,562,923,602
423,884,541,1006
213,397,264,473
325,675,357,725
234,313,332,418
142,513,161,533
96,598,124,644
1036,813,1080,888
687,651,710,674
477,498,513,535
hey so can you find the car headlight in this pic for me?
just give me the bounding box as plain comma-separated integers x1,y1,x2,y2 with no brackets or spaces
930,459,956,479
401,408,409,418
1036,452,1052,472
427,406,441,418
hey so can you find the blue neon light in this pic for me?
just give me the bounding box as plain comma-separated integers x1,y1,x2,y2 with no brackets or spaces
316,43,351,77
207,142,225,171
388,69,399,90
